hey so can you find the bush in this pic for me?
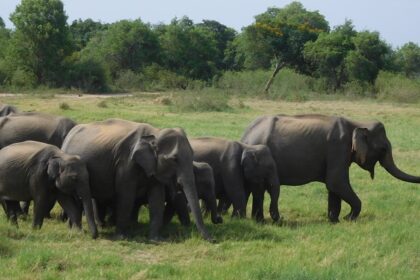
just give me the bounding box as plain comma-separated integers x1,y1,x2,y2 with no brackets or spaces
59,102,70,110
10,68,36,88
170,90,231,112
215,68,315,100
65,58,109,93
375,71,420,103
341,80,375,97
114,65,204,92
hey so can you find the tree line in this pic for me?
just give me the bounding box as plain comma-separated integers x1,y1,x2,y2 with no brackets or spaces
0,0,419,93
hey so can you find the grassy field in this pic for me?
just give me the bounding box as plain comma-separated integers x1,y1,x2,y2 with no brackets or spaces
0,93,419,279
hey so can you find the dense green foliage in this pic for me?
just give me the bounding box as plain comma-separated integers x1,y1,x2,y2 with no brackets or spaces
0,95,418,279
0,0,419,98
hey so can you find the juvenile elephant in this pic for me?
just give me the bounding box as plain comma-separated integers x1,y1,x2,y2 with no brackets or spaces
0,141,97,238
0,104,18,116
62,119,212,241
0,112,77,216
163,161,223,226
190,137,280,222
241,114,420,222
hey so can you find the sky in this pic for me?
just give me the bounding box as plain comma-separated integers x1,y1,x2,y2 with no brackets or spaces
1,0,419,48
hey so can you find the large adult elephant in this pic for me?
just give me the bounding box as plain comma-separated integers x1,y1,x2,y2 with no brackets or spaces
190,137,280,222
0,104,18,116
0,112,76,148
0,141,97,238
0,112,77,216
241,114,420,222
61,119,213,241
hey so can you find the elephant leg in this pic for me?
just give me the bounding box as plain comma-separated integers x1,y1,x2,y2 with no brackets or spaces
202,189,222,224
56,192,82,229
172,192,191,227
44,196,56,219
163,201,176,226
32,194,50,229
251,190,265,223
20,201,30,215
328,183,361,221
130,199,142,224
268,185,281,222
328,191,341,223
340,187,361,221
114,184,137,237
148,183,165,241
5,201,20,226
221,171,247,218
217,197,231,215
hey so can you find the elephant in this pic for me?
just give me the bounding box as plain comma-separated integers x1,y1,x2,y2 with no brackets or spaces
190,137,280,222
0,112,76,216
241,114,420,222
61,118,213,241
0,141,97,238
0,104,18,116
0,112,76,149
162,161,223,226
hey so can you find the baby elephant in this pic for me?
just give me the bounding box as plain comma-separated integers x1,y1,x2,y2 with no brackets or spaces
0,141,98,238
164,161,223,225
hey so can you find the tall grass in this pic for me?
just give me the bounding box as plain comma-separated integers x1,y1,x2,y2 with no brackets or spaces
375,71,420,103
215,68,315,101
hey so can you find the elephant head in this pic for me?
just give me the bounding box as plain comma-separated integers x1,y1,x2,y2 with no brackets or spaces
47,155,98,238
352,122,420,183
241,145,280,189
130,128,213,241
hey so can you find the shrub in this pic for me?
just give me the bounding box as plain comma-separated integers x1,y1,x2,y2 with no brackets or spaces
10,68,36,88
170,90,231,112
375,71,420,103
65,58,109,93
59,102,70,110
215,68,315,100
97,100,108,108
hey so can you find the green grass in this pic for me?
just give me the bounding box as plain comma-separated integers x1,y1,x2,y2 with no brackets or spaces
0,93,419,279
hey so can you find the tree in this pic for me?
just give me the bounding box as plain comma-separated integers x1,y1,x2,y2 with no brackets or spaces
82,19,161,78
395,42,420,78
158,17,219,81
241,2,329,94
0,17,5,29
304,20,357,89
70,18,108,51
345,31,389,84
197,20,237,70
9,0,72,84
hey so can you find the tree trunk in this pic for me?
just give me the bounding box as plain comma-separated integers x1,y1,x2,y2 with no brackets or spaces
263,61,285,95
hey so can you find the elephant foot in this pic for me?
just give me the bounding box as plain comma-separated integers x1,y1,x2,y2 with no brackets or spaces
113,233,129,241
149,235,166,244
343,212,358,221
211,215,223,224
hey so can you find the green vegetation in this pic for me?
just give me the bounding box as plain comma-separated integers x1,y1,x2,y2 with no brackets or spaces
0,1,419,100
0,94,419,279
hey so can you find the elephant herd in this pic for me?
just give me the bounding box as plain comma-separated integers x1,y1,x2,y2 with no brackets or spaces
0,104,418,241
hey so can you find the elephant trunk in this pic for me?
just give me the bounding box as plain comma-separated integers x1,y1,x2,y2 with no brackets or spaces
380,148,420,183
179,173,214,242
77,186,98,239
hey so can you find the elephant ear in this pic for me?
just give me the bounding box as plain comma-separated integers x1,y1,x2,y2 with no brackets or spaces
352,128,369,165
47,157,62,180
241,150,257,169
131,135,157,177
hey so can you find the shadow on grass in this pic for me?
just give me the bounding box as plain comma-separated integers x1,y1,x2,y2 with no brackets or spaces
96,215,333,244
